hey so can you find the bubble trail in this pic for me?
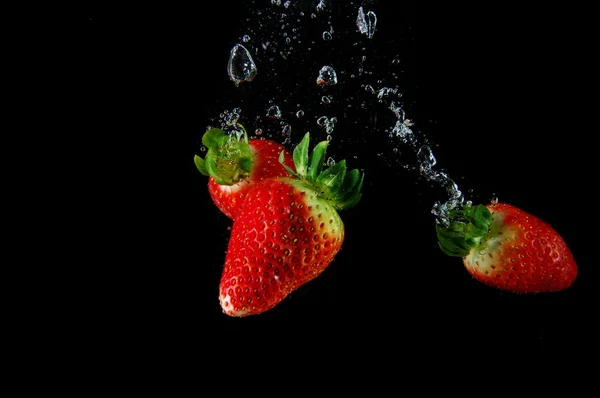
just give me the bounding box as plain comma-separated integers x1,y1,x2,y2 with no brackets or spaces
388,101,466,226
227,43,258,87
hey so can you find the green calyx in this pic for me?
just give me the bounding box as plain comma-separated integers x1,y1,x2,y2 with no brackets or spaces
435,203,493,257
279,132,364,210
193,125,252,185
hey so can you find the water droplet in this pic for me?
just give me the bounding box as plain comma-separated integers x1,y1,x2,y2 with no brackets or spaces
322,31,332,41
356,6,377,39
255,128,263,136
228,44,257,87
321,95,332,104
242,34,251,43
316,65,338,85
296,110,304,118
326,157,336,166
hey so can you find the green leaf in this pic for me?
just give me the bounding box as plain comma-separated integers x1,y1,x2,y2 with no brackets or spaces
204,151,226,185
202,128,228,148
283,132,364,211
194,155,208,176
316,159,346,193
308,141,328,182
435,204,492,257
337,172,364,209
293,132,310,177
279,150,298,178
239,156,252,173
196,126,253,185
338,168,360,197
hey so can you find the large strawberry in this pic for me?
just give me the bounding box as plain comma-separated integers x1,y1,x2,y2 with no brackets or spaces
194,124,295,220
218,132,364,316
435,201,577,293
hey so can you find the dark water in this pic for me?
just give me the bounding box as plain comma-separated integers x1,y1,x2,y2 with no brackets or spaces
85,0,594,378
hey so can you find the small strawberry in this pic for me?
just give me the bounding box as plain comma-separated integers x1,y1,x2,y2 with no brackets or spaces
218,132,364,316
194,124,296,220
435,201,577,293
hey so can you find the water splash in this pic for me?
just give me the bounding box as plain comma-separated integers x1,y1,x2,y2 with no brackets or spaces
386,100,465,225
227,43,257,87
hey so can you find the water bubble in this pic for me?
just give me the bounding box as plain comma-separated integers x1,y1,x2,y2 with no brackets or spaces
326,157,336,166
316,116,336,135
242,34,251,43
223,107,242,126
321,95,332,105
356,6,377,39
255,128,263,136
296,110,305,118
266,105,282,119
322,31,332,41
316,65,338,85
228,44,257,87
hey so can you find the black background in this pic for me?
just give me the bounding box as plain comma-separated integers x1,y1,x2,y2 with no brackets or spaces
84,0,594,378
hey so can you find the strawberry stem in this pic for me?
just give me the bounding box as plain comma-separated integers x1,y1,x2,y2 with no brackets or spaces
436,203,493,257
194,125,252,185
280,132,364,210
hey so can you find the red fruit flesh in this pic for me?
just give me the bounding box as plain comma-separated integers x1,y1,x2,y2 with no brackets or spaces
208,139,295,220
219,178,345,316
464,202,577,293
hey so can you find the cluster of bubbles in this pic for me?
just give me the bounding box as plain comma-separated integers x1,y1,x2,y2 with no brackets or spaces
212,0,465,225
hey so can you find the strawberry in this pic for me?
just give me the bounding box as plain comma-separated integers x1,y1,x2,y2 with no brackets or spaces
194,124,295,220
218,132,364,316
435,201,577,293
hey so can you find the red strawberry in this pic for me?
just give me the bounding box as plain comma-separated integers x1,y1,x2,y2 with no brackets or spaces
218,132,364,316
436,201,577,293
194,124,295,220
